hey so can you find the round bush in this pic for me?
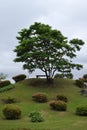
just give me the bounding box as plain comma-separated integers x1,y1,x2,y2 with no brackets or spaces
49,100,67,111
3,104,21,119
32,93,48,103
56,94,68,102
50,100,67,111
76,105,87,116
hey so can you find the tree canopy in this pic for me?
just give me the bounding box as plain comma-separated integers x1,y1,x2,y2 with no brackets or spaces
14,22,84,81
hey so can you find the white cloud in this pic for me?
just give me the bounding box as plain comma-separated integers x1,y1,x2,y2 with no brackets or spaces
0,0,87,81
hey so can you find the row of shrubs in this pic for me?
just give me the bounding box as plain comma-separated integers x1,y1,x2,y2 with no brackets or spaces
0,74,26,87
32,92,68,111
1,93,87,121
2,104,44,122
32,93,68,103
1,93,68,111
2,103,87,121
32,92,87,114
1,73,87,88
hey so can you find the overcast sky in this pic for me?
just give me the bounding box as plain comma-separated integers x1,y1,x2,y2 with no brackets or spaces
0,0,87,82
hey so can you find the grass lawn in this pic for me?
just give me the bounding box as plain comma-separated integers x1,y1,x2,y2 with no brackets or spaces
0,78,87,130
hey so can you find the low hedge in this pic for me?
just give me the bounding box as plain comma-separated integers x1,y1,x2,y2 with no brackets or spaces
0,80,11,88
12,74,26,82
0,85,15,93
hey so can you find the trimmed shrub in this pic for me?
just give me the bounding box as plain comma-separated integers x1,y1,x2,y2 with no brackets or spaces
12,74,26,82
0,80,11,88
2,97,16,104
76,105,87,116
32,92,48,103
75,79,84,88
3,104,21,119
83,74,87,82
29,111,44,122
0,85,14,93
49,100,67,111
56,94,68,102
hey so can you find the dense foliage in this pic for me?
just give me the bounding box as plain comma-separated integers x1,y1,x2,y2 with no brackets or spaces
0,80,11,88
29,111,44,122
12,74,26,82
83,74,87,82
49,100,67,111
76,105,87,116
32,92,48,103
0,85,14,93
14,22,84,81
3,104,21,119
75,79,84,88
56,94,68,102
54,73,73,79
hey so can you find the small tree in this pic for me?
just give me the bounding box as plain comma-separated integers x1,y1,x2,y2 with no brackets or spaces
0,73,7,81
14,22,84,82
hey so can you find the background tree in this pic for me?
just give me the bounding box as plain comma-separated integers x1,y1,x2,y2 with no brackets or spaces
14,22,84,82
0,73,7,81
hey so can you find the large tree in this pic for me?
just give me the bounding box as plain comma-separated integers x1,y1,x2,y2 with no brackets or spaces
14,22,84,81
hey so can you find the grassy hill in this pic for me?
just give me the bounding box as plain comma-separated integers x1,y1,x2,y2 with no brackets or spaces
0,78,87,130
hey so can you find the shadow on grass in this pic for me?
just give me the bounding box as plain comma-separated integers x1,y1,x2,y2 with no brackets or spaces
11,128,51,130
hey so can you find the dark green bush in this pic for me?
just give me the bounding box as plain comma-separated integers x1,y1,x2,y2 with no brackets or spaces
32,92,48,103
29,111,44,122
0,85,15,93
56,94,68,102
75,79,84,88
2,96,16,104
79,78,85,82
76,105,87,116
54,73,63,78
0,80,11,88
83,74,87,82
49,100,67,111
12,74,26,82
3,104,21,119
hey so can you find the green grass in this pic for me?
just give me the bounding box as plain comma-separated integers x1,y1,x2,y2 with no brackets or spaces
0,84,15,93
0,78,87,130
